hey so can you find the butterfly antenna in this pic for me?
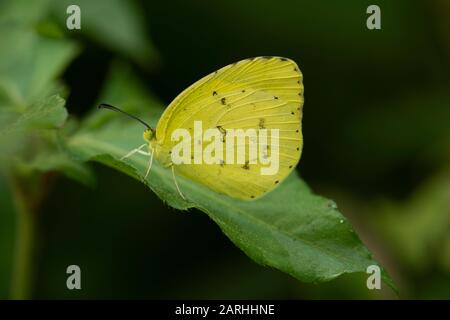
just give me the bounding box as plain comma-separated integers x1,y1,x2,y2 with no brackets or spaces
98,103,152,130
171,166,186,200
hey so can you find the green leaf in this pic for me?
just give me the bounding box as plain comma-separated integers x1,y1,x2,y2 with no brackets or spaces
1,95,67,135
0,24,78,108
0,0,52,26
67,63,395,289
26,150,95,187
0,7,93,185
0,95,95,187
0,94,65,164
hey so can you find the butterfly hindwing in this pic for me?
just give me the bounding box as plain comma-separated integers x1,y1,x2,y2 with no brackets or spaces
155,56,304,200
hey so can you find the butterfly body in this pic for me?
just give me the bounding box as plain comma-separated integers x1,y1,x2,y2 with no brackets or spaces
144,129,172,167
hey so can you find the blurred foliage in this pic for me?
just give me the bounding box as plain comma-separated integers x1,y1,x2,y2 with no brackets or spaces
0,0,449,299
50,0,159,67
375,170,450,272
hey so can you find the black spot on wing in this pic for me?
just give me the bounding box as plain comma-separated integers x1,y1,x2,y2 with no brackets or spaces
258,118,265,129
216,125,226,134
217,125,227,142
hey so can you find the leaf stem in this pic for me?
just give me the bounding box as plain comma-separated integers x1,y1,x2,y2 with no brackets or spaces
10,176,38,300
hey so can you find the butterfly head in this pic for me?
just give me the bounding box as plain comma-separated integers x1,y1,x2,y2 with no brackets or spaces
143,128,156,142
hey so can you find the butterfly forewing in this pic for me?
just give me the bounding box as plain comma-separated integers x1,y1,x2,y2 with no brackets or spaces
155,57,304,200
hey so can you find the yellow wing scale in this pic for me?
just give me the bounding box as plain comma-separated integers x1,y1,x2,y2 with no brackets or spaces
154,56,304,200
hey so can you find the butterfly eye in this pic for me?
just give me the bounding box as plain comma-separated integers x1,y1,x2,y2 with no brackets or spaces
143,128,155,141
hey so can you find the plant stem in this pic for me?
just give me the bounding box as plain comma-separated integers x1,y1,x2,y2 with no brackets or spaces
10,176,37,300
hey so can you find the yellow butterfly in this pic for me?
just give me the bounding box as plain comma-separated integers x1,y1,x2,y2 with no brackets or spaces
99,56,304,200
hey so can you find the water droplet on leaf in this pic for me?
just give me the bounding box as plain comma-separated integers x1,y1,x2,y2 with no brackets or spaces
327,201,338,209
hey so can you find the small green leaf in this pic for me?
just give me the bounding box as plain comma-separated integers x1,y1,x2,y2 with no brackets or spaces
0,95,94,187
0,25,78,108
0,94,66,166
26,151,95,187
1,95,67,136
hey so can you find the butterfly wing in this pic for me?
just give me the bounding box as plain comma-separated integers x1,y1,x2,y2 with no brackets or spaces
155,56,304,200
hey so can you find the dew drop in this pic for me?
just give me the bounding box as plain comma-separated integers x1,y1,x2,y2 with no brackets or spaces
328,201,338,209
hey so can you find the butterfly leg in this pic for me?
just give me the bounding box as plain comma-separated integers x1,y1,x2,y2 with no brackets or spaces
137,150,151,156
120,143,147,160
144,149,154,179
171,165,186,200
